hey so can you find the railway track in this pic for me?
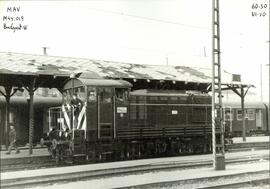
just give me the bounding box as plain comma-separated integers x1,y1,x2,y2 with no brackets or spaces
121,170,270,189
198,177,270,189
226,141,269,152
1,154,269,189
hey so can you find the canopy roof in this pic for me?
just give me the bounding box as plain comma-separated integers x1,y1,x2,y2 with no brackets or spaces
0,52,252,91
223,101,268,109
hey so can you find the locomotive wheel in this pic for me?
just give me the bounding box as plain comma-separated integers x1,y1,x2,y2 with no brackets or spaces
65,148,73,164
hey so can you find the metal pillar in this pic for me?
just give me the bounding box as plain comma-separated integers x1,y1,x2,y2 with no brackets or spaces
269,0,270,137
212,0,225,170
240,87,246,142
4,87,11,149
28,88,34,154
230,85,251,142
0,86,16,149
5,94,10,149
25,78,36,154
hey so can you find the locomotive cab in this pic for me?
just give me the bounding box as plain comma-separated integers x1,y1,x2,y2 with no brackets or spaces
62,77,132,155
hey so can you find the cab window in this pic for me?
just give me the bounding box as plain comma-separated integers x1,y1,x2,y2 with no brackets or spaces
63,89,71,105
88,87,97,102
74,87,86,101
115,88,129,102
99,88,112,103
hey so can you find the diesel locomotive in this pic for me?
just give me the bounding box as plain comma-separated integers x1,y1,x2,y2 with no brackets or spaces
46,76,217,162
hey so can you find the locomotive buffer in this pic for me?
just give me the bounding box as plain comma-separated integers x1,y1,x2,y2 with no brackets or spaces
212,0,225,170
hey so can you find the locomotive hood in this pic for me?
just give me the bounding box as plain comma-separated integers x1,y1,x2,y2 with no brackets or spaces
64,78,132,90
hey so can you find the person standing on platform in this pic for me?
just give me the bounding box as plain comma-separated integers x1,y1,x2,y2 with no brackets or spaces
6,125,20,154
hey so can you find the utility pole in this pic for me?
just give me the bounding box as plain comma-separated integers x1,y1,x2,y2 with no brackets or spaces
212,0,225,170
268,0,270,137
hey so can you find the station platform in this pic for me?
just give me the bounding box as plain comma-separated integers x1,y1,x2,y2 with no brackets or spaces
1,147,49,159
0,147,50,168
1,150,269,189
233,136,269,143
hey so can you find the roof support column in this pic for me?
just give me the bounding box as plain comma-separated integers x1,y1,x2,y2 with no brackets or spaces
230,85,251,142
28,86,34,154
2,86,11,149
0,86,17,150
240,87,246,142
4,90,10,149
25,77,36,154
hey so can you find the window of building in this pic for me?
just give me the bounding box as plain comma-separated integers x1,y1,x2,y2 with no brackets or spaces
247,109,255,120
224,109,233,121
237,110,243,120
237,109,250,120
9,111,15,124
256,110,262,128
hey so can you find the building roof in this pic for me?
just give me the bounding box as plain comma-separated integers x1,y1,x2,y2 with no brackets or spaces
0,52,245,86
223,101,268,109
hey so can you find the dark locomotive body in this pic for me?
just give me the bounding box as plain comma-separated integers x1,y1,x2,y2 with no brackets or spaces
114,90,212,157
59,77,214,161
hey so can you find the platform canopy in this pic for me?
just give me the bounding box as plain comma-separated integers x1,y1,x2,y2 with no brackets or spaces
0,52,253,91
0,51,255,153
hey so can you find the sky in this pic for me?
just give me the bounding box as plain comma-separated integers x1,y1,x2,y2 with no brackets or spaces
0,0,269,102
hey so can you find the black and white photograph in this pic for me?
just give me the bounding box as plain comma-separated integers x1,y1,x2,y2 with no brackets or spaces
0,0,269,188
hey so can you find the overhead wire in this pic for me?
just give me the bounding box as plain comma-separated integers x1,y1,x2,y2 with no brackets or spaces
71,5,209,30
94,8,209,30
